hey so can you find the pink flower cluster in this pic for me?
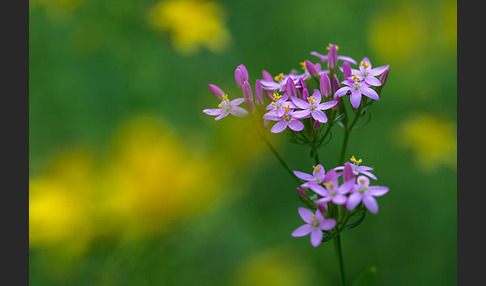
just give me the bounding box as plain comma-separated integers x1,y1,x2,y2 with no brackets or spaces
292,157,389,247
203,44,389,132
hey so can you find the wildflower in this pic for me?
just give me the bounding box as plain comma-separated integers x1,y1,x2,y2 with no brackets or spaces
291,207,336,247
264,92,296,117
293,164,327,195
351,57,389,86
203,94,248,120
260,71,305,92
319,73,332,98
235,64,249,88
315,169,355,206
334,76,380,109
254,79,264,106
291,89,338,123
346,176,389,214
263,107,304,133
311,44,357,70
334,156,377,180
242,81,255,112
208,84,225,99
341,61,353,80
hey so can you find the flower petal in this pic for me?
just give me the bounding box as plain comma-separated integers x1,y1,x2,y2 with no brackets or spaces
332,195,348,205
320,218,336,231
293,109,311,119
310,229,323,247
311,109,328,123
350,91,362,109
215,110,230,121
293,170,314,181
338,55,357,65
271,121,288,133
370,65,389,76
346,192,363,211
298,207,314,223
364,76,382,87
202,108,222,116
291,97,309,109
334,87,351,98
369,186,389,197
229,106,249,117
288,119,304,131
361,87,380,101
291,224,313,237
363,195,379,214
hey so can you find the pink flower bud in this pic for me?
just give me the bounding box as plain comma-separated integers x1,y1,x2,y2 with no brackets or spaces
254,79,264,106
342,61,352,80
305,60,318,77
328,44,337,70
302,88,309,102
319,74,332,98
208,84,224,99
379,68,389,85
242,81,255,112
286,77,296,99
235,64,249,88
313,120,321,130
332,74,340,93
262,69,273,82
317,201,328,215
297,187,308,200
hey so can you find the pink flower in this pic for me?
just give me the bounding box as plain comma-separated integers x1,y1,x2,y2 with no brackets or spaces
291,89,338,123
263,107,304,133
203,95,249,120
351,57,389,87
315,169,355,206
292,207,336,247
293,164,327,195
334,76,380,109
334,156,377,180
346,176,389,214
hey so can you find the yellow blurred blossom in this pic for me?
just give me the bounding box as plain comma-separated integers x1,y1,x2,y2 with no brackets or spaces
29,148,95,256
147,0,231,55
232,246,314,286
395,114,456,171
367,2,427,65
99,116,226,238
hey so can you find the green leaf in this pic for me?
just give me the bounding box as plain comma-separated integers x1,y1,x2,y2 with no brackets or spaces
351,266,377,286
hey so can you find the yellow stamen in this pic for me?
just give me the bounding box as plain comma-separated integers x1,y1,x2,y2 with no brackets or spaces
326,43,339,51
283,105,291,113
221,94,229,103
359,178,367,184
273,93,282,101
218,104,223,108
307,96,316,104
300,61,306,70
274,73,284,82
323,181,334,189
312,165,321,173
359,61,369,69
350,156,362,165
351,74,360,81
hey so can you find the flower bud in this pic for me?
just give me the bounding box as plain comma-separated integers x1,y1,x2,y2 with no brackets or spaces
379,68,389,86
242,81,255,112
208,84,224,99
342,61,352,80
305,60,318,77
343,162,355,182
313,120,321,130
332,74,340,93
319,73,332,98
297,187,308,201
286,77,296,99
327,44,337,70
235,64,249,88
302,87,309,102
262,69,273,82
254,79,264,106
317,201,328,215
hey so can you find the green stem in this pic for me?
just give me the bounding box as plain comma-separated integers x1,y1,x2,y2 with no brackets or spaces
263,138,300,184
333,234,347,286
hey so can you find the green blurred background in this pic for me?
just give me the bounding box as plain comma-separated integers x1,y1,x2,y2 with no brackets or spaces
29,0,457,285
